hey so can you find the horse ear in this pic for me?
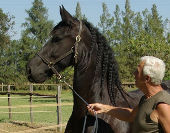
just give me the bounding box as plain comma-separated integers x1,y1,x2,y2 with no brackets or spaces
60,5,75,23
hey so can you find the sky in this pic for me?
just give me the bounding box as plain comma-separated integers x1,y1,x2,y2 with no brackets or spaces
0,0,170,40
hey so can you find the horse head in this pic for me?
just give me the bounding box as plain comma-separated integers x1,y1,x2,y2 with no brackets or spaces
26,6,92,83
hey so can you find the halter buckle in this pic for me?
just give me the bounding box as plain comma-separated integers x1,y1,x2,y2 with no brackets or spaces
57,73,62,79
76,35,81,42
48,62,54,68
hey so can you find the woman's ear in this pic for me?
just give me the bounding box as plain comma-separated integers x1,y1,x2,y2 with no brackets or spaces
145,75,151,83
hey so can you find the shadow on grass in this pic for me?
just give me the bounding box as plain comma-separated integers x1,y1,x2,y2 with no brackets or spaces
10,121,49,129
10,121,65,133
0,118,8,122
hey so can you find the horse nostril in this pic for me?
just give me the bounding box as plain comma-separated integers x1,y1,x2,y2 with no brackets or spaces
29,67,31,74
28,74,35,82
28,75,33,81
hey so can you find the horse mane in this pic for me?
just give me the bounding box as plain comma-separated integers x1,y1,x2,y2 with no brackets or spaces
83,20,129,106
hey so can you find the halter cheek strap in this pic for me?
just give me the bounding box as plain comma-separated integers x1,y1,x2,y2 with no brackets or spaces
74,20,82,63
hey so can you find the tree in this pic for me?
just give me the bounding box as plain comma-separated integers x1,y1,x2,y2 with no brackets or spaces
121,0,135,43
112,5,122,45
0,8,14,48
113,0,136,81
164,19,170,43
114,1,170,81
149,4,164,39
0,8,15,83
21,0,53,47
18,0,54,82
98,2,114,44
74,2,87,20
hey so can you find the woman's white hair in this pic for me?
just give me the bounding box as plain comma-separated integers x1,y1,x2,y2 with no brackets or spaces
140,56,165,85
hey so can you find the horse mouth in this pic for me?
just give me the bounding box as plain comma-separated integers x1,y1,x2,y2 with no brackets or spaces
27,74,36,83
27,70,53,83
27,74,47,83
26,65,46,83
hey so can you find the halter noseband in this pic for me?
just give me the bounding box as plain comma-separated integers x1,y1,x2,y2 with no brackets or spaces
37,21,82,79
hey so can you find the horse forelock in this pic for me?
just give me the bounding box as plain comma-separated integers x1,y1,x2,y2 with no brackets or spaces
50,21,70,36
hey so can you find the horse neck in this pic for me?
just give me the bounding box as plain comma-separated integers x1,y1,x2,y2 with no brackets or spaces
72,48,111,111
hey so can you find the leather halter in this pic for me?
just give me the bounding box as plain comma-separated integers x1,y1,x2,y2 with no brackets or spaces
37,21,82,79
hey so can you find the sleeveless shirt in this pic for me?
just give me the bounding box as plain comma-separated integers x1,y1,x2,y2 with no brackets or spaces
132,90,170,133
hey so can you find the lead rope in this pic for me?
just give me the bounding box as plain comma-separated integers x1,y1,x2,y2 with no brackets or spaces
59,77,98,133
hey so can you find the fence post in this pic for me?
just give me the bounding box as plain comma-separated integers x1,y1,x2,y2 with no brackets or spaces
8,85,12,119
56,84,62,132
30,84,33,123
1,83,3,92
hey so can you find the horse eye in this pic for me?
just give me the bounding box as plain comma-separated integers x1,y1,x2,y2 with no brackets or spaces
52,37,61,42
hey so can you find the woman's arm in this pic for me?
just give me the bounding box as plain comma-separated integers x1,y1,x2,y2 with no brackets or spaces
87,103,138,122
157,103,170,133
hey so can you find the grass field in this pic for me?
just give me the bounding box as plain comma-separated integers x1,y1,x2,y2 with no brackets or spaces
0,89,73,125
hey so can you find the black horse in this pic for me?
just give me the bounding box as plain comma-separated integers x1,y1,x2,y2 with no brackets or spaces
26,6,170,133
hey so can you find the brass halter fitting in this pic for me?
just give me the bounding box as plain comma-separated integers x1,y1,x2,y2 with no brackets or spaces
76,35,81,42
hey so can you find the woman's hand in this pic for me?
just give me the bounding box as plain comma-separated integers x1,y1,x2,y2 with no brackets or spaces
87,103,112,116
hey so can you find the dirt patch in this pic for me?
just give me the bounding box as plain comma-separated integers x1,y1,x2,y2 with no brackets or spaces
0,121,66,133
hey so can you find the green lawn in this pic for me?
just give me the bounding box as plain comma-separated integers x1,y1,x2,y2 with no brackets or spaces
0,89,73,125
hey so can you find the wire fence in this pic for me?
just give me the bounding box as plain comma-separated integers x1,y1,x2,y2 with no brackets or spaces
0,83,70,132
